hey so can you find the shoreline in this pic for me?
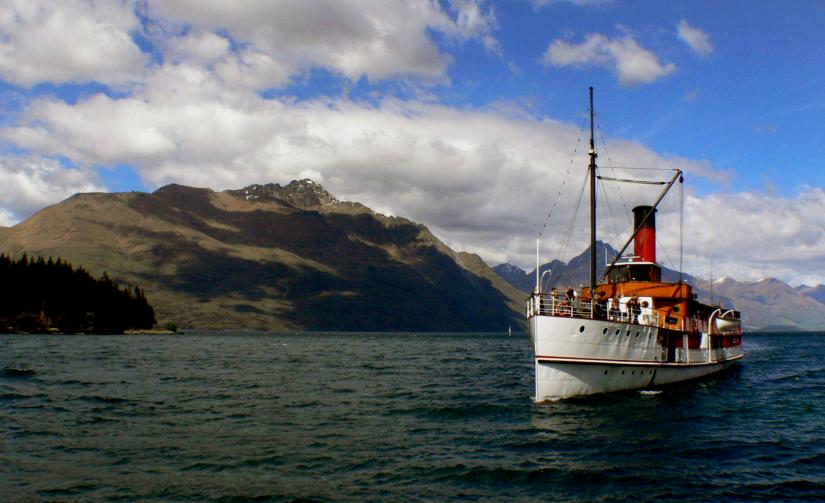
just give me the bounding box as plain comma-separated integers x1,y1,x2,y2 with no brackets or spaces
123,328,178,335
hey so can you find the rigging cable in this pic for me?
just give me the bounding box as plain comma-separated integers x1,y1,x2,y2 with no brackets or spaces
597,176,668,185
557,167,589,267
597,121,630,225
651,180,679,275
598,166,678,171
597,175,618,243
536,113,588,240
598,176,632,249
596,115,634,263
657,235,676,274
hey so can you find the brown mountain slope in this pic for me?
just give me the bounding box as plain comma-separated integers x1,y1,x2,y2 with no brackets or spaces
711,277,825,331
0,180,525,331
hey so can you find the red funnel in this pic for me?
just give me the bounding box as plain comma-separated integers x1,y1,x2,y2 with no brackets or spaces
633,206,656,263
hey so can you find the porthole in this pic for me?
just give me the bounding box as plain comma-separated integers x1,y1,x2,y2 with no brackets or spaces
621,370,625,375
615,329,620,335
636,332,640,337
632,370,635,375
603,370,608,375
626,330,631,336
579,326,585,333
602,328,608,335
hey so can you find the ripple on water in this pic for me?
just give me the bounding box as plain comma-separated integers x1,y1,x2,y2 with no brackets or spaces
1,332,824,502
1,367,37,378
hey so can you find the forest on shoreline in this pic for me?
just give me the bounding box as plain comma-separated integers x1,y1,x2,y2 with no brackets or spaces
0,254,156,334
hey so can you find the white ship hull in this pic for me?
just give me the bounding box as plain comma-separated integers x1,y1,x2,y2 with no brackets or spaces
525,88,743,401
530,315,743,401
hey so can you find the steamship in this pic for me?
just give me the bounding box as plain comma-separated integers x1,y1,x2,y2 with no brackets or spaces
527,89,743,401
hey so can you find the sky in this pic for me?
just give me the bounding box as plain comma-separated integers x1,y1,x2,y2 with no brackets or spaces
1,0,825,286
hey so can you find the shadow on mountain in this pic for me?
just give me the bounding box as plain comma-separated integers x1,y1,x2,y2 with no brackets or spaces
123,187,518,331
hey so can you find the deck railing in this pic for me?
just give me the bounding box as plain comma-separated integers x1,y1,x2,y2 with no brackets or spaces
527,293,662,327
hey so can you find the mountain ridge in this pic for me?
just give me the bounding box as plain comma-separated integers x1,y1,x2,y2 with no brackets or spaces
0,180,526,331
494,249,825,331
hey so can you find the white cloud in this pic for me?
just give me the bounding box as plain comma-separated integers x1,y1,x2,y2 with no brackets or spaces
543,33,676,86
0,155,106,224
677,20,713,57
532,0,612,7
0,0,146,86
1,0,824,287
448,0,500,53
0,0,499,90
1,71,737,276
145,0,497,85
675,188,825,286
0,209,16,227
753,124,779,134
213,49,293,91
3,67,825,284
684,89,700,102
166,31,232,66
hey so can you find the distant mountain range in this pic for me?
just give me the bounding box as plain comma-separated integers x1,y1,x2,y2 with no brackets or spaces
797,284,825,305
5,178,823,332
0,180,524,331
494,243,825,331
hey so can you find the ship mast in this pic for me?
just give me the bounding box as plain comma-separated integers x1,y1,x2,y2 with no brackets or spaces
588,87,597,299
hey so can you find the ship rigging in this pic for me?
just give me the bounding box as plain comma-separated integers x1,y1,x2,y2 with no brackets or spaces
527,87,743,401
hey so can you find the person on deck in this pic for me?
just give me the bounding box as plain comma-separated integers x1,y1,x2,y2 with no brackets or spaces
565,286,576,316
550,288,560,314
639,300,652,325
628,296,639,320
608,296,620,320
595,291,607,319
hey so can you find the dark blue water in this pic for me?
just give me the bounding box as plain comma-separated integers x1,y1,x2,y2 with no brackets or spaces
1,332,824,502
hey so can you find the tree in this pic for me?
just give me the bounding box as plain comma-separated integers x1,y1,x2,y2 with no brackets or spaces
0,254,156,333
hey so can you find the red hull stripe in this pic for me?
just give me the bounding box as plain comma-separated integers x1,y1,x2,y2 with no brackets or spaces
535,354,744,367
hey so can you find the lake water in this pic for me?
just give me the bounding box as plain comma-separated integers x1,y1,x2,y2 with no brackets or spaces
2,332,824,501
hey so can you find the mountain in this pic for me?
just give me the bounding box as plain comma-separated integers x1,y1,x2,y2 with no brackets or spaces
493,261,562,293
497,241,715,298
495,246,825,331
798,284,825,306
712,277,825,331
0,180,525,331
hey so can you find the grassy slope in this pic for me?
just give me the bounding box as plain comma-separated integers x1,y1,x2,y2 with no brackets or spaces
0,186,524,331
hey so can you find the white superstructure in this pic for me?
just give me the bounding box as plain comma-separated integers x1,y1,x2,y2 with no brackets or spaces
527,88,743,401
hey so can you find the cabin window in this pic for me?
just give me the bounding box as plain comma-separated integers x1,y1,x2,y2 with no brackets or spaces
608,264,662,283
